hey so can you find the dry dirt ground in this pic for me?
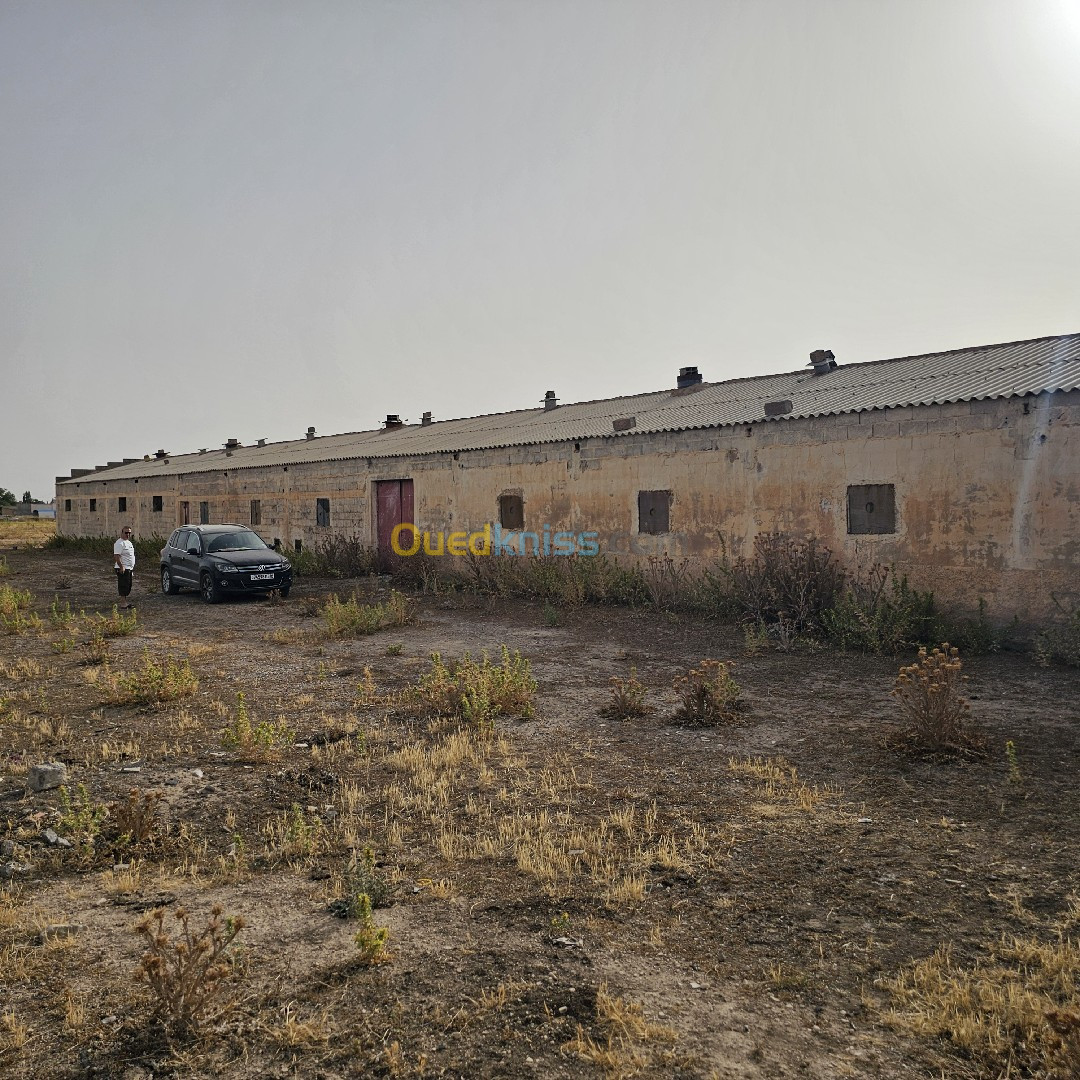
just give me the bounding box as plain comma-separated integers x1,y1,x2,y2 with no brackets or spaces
1,542,1078,1079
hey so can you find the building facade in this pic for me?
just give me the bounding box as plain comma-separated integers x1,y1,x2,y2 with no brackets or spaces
56,334,1080,627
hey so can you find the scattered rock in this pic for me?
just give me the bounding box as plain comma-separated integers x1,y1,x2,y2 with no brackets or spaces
551,936,584,948
1,861,32,878
42,828,60,844
1,838,15,857
27,762,67,792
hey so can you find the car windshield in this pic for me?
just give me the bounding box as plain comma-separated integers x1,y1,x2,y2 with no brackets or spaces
206,532,268,553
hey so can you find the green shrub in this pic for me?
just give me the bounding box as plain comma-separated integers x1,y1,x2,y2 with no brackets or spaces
58,783,108,850
352,893,389,964
89,605,138,639
45,533,165,562
0,584,38,635
329,847,393,915
220,691,295,751
1034,598,1080,667
322,590,416,638
405,646,537,729
102,649,199,704
822,565,940,654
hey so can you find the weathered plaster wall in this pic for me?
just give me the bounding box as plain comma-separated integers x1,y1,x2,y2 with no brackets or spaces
56,390,1080,625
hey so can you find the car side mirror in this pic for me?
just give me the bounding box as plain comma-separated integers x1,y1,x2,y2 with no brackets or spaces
187,545,201,555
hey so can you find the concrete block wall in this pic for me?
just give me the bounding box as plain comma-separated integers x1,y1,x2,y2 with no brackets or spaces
55,390,1080,625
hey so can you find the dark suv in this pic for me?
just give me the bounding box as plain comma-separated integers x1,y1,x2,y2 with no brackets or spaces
160,524,292,604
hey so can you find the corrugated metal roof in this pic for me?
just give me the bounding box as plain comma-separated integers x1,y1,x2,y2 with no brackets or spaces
60,332,1080,484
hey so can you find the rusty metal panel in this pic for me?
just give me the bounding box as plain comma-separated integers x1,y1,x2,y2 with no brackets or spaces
847,484,896,534
638,490,671,535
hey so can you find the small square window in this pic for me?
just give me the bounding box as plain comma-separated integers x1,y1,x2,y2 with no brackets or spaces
294,538,303,553
847,484,896,534
89,498,97,512
152,495,163,512
118,497,127,512
199,501,209,524
250,499,261,526
64,499,71,512
498,493,524,530
638,490,671,535
316,498,330,527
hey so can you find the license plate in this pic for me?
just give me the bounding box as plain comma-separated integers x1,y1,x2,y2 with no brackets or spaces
250,573,274,581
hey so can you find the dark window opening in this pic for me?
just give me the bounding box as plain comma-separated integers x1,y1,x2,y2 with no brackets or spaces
498,493,524,531
638,490,671,535
64,499,71,512
316,498,330,526
847,484,896,534
250,499,261,526
118,497,127,512
294,538,303,553
89,499,96,512
152,495,163,512
199,501,209,524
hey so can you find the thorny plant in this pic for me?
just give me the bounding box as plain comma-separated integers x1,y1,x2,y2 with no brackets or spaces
110,788,163,846
672,659,740,725
135,904,246,1036
892,644,979,752
603,667,651,720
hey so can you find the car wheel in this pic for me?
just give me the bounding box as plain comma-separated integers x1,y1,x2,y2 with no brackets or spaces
161,566,181,595
279,586,291,599
200,571,220,605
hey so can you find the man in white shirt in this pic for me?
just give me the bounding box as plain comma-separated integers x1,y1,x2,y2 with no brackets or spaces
113,526,136,609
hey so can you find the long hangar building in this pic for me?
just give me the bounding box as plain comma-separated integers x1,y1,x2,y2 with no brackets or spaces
57,332,1079,626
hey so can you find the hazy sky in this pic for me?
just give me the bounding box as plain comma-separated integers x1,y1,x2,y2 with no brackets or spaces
3,0,1079,502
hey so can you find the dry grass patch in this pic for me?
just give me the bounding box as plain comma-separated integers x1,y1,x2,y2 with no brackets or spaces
883,896,1080,1076
562,983,679,1077
728,756,842,815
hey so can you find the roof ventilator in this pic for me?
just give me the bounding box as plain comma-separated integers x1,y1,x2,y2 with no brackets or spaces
677,366,703,389
383,415,404,431
306,427,316,440
543,391,558,411
154,449,168,459
808,349,837,375
421,411,433,426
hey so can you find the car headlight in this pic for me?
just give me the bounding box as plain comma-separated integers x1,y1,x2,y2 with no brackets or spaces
280,560,291,570
214,562,239,573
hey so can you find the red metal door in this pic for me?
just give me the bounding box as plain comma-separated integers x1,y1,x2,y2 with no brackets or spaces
376,480,414,559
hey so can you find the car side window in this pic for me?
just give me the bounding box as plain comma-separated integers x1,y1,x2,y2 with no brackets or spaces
175,529,190,550
168,530,180,547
